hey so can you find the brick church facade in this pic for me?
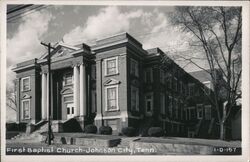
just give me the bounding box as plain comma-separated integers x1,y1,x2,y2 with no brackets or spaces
13,33,222,138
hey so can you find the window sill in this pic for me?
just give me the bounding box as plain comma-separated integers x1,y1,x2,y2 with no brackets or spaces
105,109,119,112
105,73,119,77
21,89,31,93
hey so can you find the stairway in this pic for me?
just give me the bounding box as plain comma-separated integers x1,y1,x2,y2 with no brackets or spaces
117,137,140,148
10,121,49,143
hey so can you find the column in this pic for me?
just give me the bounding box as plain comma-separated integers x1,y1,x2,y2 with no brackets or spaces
41,73,47,120
73,65,80,116
80,63,86,116
47,73,49,119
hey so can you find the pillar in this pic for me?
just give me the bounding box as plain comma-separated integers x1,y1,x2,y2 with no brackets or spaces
73,65,80,116
80,63,86,116
41,73,47,120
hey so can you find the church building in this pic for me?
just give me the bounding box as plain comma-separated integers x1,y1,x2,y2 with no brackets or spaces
13,32,219,137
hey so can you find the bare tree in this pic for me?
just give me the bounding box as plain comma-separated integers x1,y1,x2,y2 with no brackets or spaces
170,6,242,140
6,80,17,112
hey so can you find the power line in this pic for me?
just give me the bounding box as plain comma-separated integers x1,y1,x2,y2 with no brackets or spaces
7,4,33,14
7,5,49,23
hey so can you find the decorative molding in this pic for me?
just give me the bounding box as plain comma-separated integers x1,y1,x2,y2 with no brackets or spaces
61,87,73,95
22,94,31,99
103,78,120,86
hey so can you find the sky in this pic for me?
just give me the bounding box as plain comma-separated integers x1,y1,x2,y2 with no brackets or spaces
6,5,205,121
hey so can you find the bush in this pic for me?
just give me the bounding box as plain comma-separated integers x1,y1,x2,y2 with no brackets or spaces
148,127,164,137
122,127,136,137
84,124,97,134
99,126,112,135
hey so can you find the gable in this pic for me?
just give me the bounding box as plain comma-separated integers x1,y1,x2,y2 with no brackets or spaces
39,43,80,60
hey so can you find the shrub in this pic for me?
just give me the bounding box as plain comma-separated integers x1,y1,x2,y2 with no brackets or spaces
99,126,112,135
148,127,164,137
122,127,136,137
84,124,97,134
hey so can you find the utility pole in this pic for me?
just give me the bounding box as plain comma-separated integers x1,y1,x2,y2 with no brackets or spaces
41,42,55,145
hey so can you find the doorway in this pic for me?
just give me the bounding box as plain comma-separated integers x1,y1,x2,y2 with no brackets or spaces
66,103,75,119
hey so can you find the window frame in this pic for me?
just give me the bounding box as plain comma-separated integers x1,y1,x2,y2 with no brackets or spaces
130,58,139,77
131,86,139,111
174,77,178,91
63,73,73,86
160,93,165,114
188,83,195,96
21,99,31,120
168,96,173,118
21,76,31,92
204,105,212,120
203,81,211,95
105,85,119,111
144,68,153,83
104,57,119,76
160,70,165,84
145,92,153,114
197,104,203,119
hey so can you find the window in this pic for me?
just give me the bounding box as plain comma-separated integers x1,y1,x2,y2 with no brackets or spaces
188,83,195,96
144,68,153,83
160,70,165,84
91,65,96,80
180,101,184,120
180,81,183,94
130,59,139,77
64,73,73,85
168,96,173,117
174,99,178,119
174,78,178,91
197,104,203,119
131,86,139,111
185,107,195,120
22,99,30,119
105,57,118,76
105,85,118,111
204,105,212,120
64,95,73,103
203,81,211,94
21,77,30,91
166,74,172,89
91,91,96,113
145,93,153,114
160,93,165,114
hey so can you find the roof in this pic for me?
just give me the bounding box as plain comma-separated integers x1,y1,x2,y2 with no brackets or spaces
189,70,212,83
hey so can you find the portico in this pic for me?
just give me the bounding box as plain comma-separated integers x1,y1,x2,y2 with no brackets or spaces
40,60,88,125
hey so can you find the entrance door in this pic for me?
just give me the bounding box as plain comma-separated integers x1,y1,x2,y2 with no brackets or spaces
66,103,75,119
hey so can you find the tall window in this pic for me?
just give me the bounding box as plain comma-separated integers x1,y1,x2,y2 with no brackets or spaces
160,93,165,114
203,81,211,94
185,107,195,120
160,70,165,84
166,74,172,89
168,96,173,117
130,59,139,77
180,81,183,94
21,77,30,91
188,83,195,96
144,68,153,83
106,85,118,111
197,104,203,119
145,93,153,114
131,86,139,111
22,99,30,119
204,105,212,120
105,57,118,75
173,99,178,119
64,73,73,85
173,78,178,91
